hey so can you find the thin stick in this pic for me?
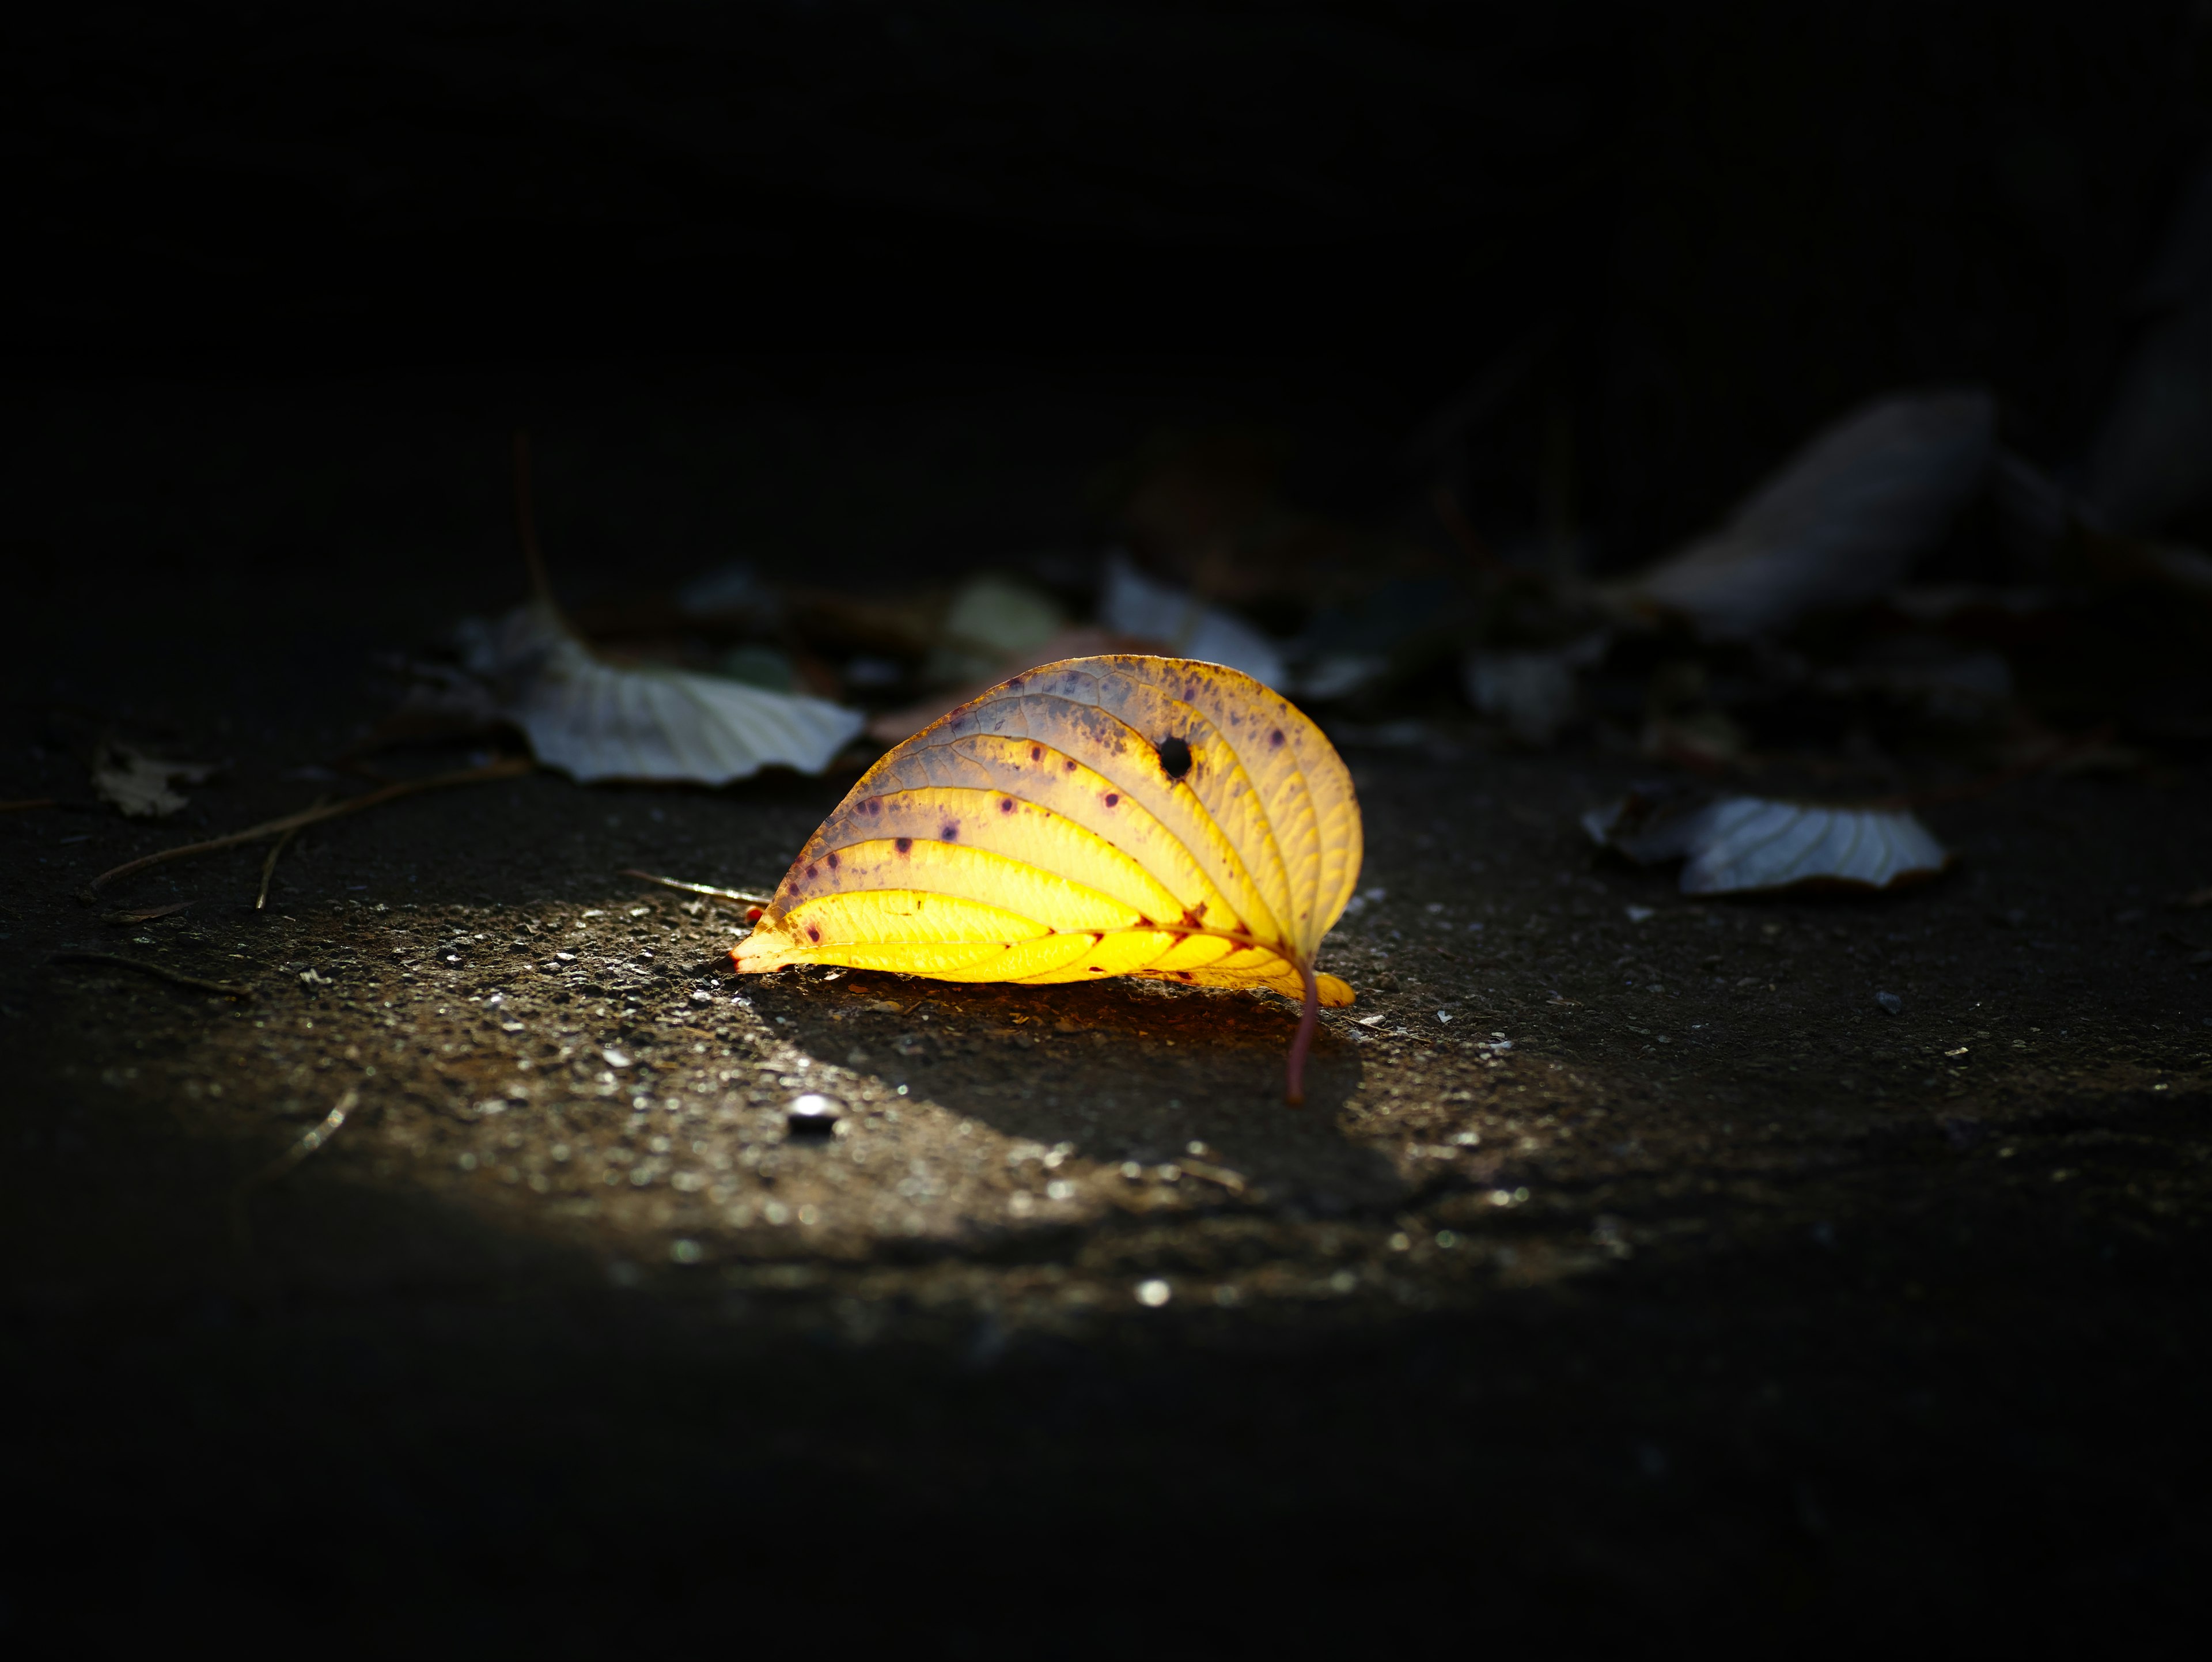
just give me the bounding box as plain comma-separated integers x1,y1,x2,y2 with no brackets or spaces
1286,962,1320,1106
100,900,194,925
81,757,531,898
622,869,775,905
232,1089,358,1248
256,797,328,910
51,951,253,999
1,798,58,813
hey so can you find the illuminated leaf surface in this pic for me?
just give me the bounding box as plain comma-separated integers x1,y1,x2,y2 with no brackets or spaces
734,656,1362,1093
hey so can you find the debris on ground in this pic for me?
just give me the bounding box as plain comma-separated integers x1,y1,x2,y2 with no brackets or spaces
91,744,221,818
453,598,865,783
1603,390,1996,641
1098,550,1288,688
1584,786,1951,895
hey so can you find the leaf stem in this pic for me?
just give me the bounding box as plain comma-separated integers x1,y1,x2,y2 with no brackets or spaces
1286,960,1319,1106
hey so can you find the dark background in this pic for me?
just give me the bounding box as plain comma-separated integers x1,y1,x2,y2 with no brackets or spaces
7,3,2211,1650
13,1,2206,561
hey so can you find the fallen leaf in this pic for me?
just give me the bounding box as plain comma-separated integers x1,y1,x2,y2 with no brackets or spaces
456,599,864,784
735,654,1362,1100
2081,144,2212,533
923,573,1067,686
1461,633,1608,747
1099,551,1289,688
1607,390,1994,640
92,744,219,818
865,625,1145,744
1584,790,1950,895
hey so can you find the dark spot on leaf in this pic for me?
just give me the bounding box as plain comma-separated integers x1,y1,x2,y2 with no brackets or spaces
863,797,881,813
807,925,821,942
827,852,839,869
1176,971,1193,981
1103,793,1119,808
1270,728,1285,748
1065,759,1078,771
1156,735,1192,780
999,797,1015,813
1030,745,1043,761
895,838,912,854
1088,966,1104,972
941,823,959,841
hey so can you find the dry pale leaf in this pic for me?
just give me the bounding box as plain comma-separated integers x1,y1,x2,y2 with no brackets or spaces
734,654,1361,1100
93,744,219,819
1461,633,1609,747
1100,551,1289,690
458,599,864,785
1608,391,1994,640
1585,790,1950,895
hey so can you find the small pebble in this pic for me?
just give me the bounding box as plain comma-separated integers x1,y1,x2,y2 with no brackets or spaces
787,1092,840,1135
1876,991,1903,1016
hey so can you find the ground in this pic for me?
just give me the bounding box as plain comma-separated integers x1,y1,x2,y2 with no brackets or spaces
5,366,2209,1647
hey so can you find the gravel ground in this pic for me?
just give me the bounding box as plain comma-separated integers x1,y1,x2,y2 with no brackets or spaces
6,368,2210,1648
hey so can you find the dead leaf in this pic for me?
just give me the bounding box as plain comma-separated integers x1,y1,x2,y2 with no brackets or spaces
92,744,219,818
456,599,864,785
865,625,1145,744
1584,789,1950,895
1608,391,1994,640
735,654,1362,1100
1099,551,1288,688
924,574,1068,686
1461,633,1608,747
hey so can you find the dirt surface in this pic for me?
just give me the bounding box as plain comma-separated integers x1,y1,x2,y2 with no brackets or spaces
6,368,2211,1647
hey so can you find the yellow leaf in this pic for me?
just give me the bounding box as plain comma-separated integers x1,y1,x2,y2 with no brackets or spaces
733,655,1362,1100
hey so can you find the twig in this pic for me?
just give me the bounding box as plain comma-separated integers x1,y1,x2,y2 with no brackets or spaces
81,758,532,898
621,869,775,905
1,798,58,813
256,797,329,910
232,1089,359,1249
51,951,253,999
100,900,194,925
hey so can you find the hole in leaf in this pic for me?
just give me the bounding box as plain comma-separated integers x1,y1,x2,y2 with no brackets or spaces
1156,736,1192,780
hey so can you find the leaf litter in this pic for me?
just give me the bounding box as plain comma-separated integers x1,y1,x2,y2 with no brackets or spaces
1584,788,1950,895
434,436,865,786
92,743,222,819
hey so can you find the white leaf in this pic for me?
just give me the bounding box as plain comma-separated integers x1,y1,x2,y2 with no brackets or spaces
92,745,219,819
1585,792,1949,895
461,601,863,785
1099,550,1287,689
